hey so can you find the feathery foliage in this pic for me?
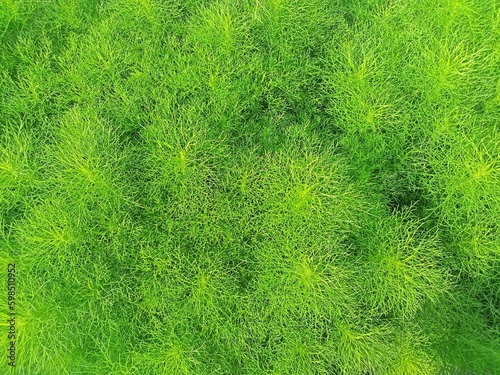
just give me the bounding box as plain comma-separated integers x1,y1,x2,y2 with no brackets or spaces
1,0,499,373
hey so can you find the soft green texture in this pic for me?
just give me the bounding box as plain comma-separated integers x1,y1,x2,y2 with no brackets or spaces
1,0,499,373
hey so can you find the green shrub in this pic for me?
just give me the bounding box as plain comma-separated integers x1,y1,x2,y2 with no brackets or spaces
1,0,499,373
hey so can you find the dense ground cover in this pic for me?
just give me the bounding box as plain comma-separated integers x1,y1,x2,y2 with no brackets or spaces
1,0,499,373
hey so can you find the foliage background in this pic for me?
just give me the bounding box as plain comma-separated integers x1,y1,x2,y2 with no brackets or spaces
1,0,499,373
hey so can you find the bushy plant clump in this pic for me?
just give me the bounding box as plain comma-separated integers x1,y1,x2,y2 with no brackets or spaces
1,0,499,373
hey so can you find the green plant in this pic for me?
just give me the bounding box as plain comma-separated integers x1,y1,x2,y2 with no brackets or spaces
1,0,499,373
